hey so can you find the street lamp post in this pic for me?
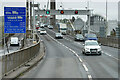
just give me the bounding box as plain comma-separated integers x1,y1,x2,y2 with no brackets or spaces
33,0,35,42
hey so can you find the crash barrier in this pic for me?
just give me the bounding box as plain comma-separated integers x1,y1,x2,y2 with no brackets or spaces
2,34,40,76
98,37,120,49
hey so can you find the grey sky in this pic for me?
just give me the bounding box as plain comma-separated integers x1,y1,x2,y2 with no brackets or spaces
0,0,119,21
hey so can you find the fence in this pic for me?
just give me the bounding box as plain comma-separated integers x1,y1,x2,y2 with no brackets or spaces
98,37,120,49
2,34,40,76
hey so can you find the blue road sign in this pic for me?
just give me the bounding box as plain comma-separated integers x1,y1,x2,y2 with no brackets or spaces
4,7,26,33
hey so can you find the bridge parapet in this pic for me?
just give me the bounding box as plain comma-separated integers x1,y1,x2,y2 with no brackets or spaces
2,34,40,77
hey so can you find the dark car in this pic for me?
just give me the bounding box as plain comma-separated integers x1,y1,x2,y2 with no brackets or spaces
75,34,84,41
44,24,48,27
85,34,98,41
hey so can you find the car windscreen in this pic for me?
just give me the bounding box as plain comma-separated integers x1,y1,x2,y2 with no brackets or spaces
85,42,98,46
76,34,83,38
41,29,45,31
49,26,53,28
56,33,61,36
60,28,67,30
87,34,97,38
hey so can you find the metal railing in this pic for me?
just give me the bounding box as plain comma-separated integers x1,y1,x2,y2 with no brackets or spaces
2,34,40,76
98,37,120,49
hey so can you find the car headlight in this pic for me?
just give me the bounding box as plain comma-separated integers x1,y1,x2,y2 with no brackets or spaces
98,48,101,51
85,48,89,51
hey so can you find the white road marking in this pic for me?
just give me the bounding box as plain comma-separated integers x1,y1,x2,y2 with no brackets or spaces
83,63,89,72
72,51,76,54
88,75,92,80
104,52,119,61
47,33,92,79
46,28,119,78
78,57,83,63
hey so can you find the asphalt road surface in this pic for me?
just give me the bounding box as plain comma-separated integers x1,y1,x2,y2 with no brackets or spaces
21,27,119,79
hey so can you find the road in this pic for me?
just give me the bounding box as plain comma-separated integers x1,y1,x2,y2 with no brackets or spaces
0,33,24,56
21,27,119,78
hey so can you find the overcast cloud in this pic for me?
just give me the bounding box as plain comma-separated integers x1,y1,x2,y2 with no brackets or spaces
0,0,119,21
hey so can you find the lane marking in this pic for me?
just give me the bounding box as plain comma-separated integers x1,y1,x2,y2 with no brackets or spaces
104,52,119,61
47,33,92,79
46,28,119,78
83,63,89,72
78,57,83,63
88,75,92,80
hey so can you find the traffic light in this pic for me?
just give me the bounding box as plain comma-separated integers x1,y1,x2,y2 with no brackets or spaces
46,10,50,14
60,10,64,14
75,10,78,14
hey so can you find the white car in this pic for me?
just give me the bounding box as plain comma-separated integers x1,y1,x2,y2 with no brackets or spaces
40,28,47,35
48,25,53,29
37,28,43,32
10,37,19,46
55,33,63,39
40,23,44,28
82,40,102,55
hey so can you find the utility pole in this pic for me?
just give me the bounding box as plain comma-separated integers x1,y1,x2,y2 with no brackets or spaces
88,13,91,34
86,1,91,34
26,0,29,39
106,0,108,37
50,0,56,28
30,0,32,28
33,0,35,42
30,0,32,39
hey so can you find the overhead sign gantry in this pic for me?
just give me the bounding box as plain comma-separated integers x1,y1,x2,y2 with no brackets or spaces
35,9,91,15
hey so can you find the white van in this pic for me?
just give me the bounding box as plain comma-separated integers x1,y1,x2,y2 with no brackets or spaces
10,37,19,46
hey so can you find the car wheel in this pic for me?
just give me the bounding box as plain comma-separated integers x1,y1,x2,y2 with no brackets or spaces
99,53,102,56
82,51,84,54
85,53,89,56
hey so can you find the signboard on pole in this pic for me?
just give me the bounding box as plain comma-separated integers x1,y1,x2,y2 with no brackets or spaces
4,7,26,33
